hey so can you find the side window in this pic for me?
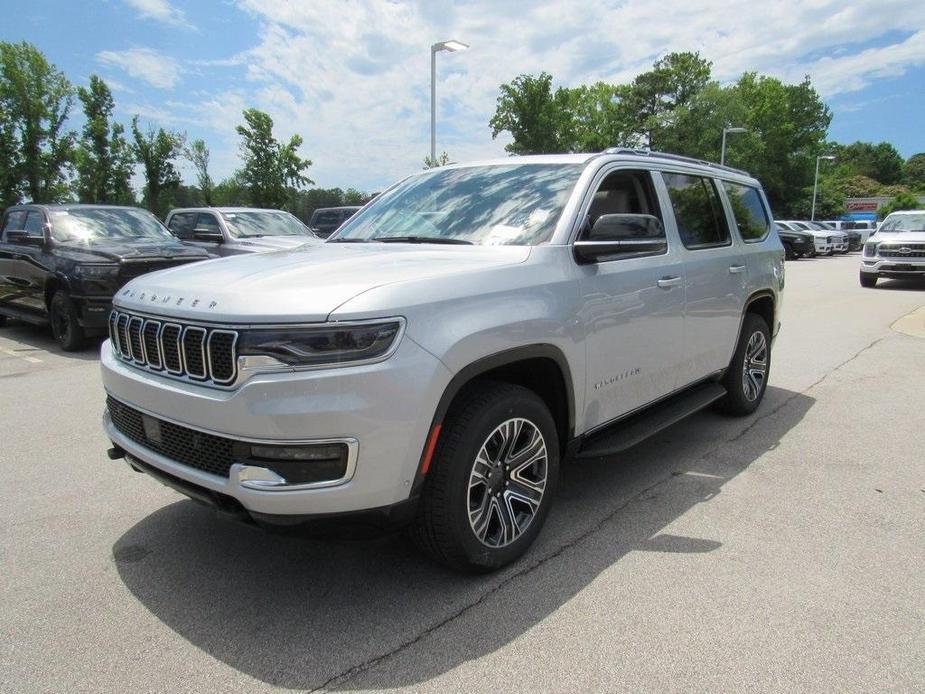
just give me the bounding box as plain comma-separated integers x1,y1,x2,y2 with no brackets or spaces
2,210,27,237
167,213,196,239
316,211,340,226
195,213,221,233
722,181,770,242
23,211,45,237
582,169,662,241
662,173,731,249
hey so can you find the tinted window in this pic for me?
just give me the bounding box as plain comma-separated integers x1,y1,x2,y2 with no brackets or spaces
316,211,340,226
2,210,26,234
582,169,663,244
195,213,221,234
23,211,45,236
722,182,770,242
663,173,731,249
167,212,196,239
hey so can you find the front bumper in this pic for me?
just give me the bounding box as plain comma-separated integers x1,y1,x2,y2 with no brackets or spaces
860,258,925,277
813,239,832,254
100,335,452,518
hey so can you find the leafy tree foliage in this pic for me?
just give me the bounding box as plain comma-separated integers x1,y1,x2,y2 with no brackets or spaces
0,41,75,204
235,108,312,208
489,72,573,154
183,139,213,206
829,141,904,185
75,75,134,204
423,151,451,168
131,116,184,218
903,153,925,191
877,191,922,218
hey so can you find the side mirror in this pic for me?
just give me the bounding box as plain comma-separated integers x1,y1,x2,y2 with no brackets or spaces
5,230,45,247
574,214,667,264
192,230,224,243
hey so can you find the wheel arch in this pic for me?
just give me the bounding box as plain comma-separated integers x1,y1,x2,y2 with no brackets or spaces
44,273,73,309
412,344,576,492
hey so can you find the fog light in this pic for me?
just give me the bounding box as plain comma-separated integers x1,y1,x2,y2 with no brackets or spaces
247,443,349,485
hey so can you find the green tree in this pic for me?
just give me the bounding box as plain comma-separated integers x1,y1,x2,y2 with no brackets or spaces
183,138,213,205
831,174,882,198
564,82,630,151
903,153,925,191
0,103,20,208
235,108,312,208
877,191,922,218
212,172,248,207
423,151,450,168
489,72,573,154
74,75,134,204
830,141,904,184
0,41,75,203
131,116,184,218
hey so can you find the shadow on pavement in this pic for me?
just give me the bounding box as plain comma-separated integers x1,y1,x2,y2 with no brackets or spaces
0,318,104,361
114,385,814,690
875,278,925,292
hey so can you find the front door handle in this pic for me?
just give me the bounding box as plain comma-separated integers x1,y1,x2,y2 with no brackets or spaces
657,276,681,289
729,264,746,274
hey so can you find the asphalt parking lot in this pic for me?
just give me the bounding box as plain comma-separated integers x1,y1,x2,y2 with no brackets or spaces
2,254,924,693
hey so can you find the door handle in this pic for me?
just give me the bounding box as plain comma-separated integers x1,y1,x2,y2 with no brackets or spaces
657,276,681,289
729,264,746,274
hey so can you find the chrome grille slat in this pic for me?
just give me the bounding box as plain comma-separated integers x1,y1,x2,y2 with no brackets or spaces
110,310,237,387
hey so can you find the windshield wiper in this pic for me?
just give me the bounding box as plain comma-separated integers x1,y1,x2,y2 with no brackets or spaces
328,237,370,243
372,236,473,245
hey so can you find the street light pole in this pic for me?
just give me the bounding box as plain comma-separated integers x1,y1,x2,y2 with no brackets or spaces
811,155,836,221
430,40,469,163
720,126,747,166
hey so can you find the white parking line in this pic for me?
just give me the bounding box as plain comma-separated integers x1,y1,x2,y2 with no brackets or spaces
1,348,43,364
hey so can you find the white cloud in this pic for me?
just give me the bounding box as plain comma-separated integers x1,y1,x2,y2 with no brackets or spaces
213,0,925,190
97,48,182,89
123,0,193,29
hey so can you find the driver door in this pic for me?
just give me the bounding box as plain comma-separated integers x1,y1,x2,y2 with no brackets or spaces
0,208,52,318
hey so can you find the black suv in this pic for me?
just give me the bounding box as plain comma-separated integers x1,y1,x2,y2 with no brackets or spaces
0,204,210,350
776,225,815,259
308,206,361,238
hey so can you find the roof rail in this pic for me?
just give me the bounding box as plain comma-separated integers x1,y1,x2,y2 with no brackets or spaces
602,147,750,177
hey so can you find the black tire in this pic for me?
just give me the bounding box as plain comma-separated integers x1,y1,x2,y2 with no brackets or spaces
0,314,6,327
49,290,86,351
717,313,771,417
859,272,878,288
783,243,795,260
412,381,559,572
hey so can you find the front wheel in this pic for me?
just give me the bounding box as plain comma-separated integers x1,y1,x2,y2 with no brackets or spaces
50,291,86,351
718,313,771,416
412,381,559,572
859,272,878,288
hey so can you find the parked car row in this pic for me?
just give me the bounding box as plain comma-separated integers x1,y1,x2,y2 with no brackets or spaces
774,219,862,259
0,203,362,349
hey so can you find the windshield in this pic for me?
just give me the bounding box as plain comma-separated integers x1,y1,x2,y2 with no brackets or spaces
49,208,174,243
221,210,314,238
878,213,925,233
332,164,584,246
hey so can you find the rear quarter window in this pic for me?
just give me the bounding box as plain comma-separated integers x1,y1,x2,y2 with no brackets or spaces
722,181,771,242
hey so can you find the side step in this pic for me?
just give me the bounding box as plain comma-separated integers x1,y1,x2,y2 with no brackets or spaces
0,305,48,326
576,381,727,459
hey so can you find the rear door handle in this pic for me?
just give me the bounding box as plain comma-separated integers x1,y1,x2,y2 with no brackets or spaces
657,276,681,289
729,264,746,274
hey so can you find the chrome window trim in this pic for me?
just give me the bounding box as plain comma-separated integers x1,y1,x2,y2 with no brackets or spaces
207,329,239,385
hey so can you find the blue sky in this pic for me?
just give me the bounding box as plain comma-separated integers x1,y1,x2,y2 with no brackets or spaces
4,0,925,193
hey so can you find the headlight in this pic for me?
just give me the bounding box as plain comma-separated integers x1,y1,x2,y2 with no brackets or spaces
238,319,403,367
75,264,120,278
863,242,879,257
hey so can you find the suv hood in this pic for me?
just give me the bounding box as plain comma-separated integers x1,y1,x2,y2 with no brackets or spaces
871,231,925,244
113,243,532,322
229,235,320,252
56,238,209,262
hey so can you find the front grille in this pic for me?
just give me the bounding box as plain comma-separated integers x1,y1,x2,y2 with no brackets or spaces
878,244,925,258
107,395,238,477
108,310,238,386
118,258,199,283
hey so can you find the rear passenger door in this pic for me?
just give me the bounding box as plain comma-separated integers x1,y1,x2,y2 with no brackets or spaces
575,168,686,429
657,172,747,386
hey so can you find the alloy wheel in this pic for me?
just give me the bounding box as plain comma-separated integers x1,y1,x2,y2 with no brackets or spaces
741,330,768,402
467,418,548,548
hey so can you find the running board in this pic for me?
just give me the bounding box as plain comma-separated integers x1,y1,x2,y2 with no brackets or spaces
576,382,727,459
0,305,48,326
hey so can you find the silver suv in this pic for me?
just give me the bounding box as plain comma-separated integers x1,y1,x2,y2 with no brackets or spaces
165,207,320,255
101,151,784,571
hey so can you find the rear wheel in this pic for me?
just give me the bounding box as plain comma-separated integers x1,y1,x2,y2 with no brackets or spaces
0,314,6,327
50,291,86,351
412,381,559,572
718,313,771,416
859,272,878,288
783,243,795,260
